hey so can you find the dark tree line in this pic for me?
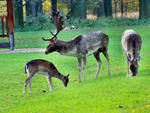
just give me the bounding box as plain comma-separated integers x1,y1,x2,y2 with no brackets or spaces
13,0,23,27
13,0,150,27
13,0,44,27
25,0,43,17
139,0,150,19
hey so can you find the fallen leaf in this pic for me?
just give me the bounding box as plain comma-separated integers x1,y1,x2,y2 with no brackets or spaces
115,66,118,70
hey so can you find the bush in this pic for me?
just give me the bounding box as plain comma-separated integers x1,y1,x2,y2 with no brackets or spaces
14,15,150,32
15,14,55,32
66,17,150,28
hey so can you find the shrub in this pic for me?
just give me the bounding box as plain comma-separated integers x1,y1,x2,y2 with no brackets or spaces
14,16,150,32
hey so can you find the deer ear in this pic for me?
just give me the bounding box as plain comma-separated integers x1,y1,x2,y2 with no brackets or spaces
133,58,137,62
67,73,69,77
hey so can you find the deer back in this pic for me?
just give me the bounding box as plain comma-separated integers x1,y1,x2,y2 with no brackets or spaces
121,30,142,60
25,59,59,75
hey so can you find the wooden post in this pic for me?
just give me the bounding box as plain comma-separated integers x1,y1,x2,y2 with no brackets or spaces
7,0,15,50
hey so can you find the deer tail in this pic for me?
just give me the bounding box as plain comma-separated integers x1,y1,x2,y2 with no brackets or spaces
25,64,29,74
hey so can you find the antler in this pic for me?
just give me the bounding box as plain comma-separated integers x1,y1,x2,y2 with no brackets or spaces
42,12,65,42
42,37,50,41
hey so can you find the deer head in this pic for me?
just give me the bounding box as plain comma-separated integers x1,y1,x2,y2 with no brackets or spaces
62,74,69,87
42,12,65,54
130,58,138,76
127,53,138,76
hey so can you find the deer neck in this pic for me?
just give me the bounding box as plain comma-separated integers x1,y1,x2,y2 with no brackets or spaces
55,40,77,56
52,71,64,81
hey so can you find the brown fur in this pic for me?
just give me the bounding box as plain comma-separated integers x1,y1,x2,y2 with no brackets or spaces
43,31,110,82
121,30,142,76
24,59,69,93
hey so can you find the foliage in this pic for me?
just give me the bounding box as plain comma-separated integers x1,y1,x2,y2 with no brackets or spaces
66,17,150,29
16,14,54,32
112,0,139,12
13,15,150,32
42,0,69,15
42,0,52,15
0,26,150,113
0,1,7,16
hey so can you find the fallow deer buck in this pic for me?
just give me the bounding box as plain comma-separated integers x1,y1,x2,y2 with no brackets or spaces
23,59,69,93
121,29,142,77
42,12,110,83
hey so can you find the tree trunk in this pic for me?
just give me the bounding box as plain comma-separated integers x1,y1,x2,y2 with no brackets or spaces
97,1,104,18
51,0,57,15
114,0,117,18
80,0,86,19
30,0,37,18
121,0,124,18
70,0,80,18
14,0,24,27
25,0,31,17
66,0,70,11
139,0,150,18
103,0,112,17
36,0,43,15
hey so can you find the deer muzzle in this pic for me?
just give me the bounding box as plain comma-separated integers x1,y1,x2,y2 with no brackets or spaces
45,51,49,55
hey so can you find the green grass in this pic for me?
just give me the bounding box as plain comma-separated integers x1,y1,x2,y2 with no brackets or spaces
0,26,150,113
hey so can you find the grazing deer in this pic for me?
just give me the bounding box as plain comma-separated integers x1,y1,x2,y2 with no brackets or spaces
23,59,69,93
42,12,110,83
121,29,142,77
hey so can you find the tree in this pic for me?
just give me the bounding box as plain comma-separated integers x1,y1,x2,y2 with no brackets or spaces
25,0,31,17
139,0,150,18
51,0,57,15
30,0,37,18
103,0,112,17
36,0,43,15
14,0,24,27
70,0,80,18
80,0,87,19
114,0,117,18
97,1,105,18
120,0,124,18
25,0,44,18
70,0,87,19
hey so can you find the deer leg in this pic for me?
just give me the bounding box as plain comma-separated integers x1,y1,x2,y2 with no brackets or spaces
28,76,33,93
94,51,102,78
125,53,131,77
23,75,32,94
102,49,110,76
126,58,132,77
78,57,83,83
126,59,130,77
47,76,53,92
83,56,86,81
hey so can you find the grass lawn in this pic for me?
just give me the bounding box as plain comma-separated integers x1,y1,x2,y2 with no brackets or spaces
0,26,150,113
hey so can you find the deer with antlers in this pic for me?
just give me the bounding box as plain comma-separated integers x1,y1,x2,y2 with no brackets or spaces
42,12,110,83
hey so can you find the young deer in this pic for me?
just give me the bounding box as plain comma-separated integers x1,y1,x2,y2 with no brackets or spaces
23,59,69,93
42,12,110,83
121,29,142,77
